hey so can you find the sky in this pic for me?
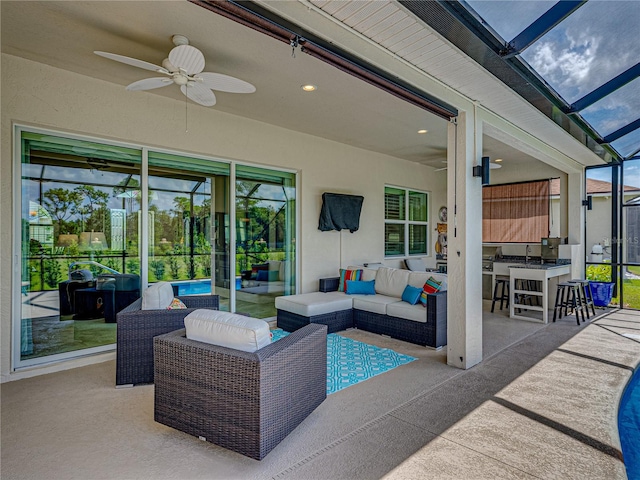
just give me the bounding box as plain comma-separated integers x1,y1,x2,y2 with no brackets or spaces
465,0,640,158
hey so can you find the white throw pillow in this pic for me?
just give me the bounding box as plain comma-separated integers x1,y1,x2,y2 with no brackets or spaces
184,309,271,353
141,281,174,310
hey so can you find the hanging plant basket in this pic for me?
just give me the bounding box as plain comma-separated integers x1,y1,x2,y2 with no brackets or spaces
589,281,614,307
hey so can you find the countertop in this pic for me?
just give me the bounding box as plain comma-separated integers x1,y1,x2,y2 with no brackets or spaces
509,262,571,270
493,256,571,268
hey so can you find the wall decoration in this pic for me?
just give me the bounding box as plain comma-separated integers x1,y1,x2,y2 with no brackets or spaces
435,222,447,257
438,206,447,222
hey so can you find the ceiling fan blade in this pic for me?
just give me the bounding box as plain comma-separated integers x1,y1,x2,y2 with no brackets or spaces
197,72,256,93
181,83,216,106
168,45,205,75
126,77,173,91
94,51,167,73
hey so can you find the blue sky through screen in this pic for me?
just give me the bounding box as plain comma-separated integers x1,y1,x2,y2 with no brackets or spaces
465,0,640,160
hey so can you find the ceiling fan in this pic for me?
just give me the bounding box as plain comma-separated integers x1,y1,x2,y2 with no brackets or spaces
94,35,255,107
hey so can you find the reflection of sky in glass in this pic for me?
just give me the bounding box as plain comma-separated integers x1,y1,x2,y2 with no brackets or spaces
149,177,211,211
149,176,203,193
39,165,134,185
465,0,554,41
253,184,289,202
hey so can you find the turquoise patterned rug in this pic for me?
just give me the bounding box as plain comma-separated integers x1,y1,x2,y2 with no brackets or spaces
271,329,416,395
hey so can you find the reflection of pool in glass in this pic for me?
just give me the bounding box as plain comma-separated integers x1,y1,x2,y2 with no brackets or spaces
620,370,640,479
172,280,213,296
172,278,241,296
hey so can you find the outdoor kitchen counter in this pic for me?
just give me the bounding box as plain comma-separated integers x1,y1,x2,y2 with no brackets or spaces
508,263,571,324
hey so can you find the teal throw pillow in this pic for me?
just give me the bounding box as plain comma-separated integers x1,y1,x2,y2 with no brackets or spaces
346,280,376,295
402,284,422,305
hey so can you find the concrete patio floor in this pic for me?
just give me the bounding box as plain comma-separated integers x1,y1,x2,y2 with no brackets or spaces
2,305,639,479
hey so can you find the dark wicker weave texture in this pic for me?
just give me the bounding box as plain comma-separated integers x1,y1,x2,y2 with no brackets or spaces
277,308,353,333
154,323,327,460
355,290,447,348
116,295,219,386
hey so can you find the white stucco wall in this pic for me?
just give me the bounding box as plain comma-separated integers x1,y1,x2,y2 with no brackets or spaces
0,54,447,380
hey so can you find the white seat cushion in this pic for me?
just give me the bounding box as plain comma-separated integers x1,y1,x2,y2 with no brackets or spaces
386,301,427,323
275,291,353,317
184,309,271,353
352,294,399,315
141,281,174,310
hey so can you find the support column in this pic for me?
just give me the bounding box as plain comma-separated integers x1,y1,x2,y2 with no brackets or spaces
446,110,483,369
567,171,586,275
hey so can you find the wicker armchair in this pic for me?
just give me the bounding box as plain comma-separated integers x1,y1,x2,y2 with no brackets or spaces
116,294,219,386
154,323,327,460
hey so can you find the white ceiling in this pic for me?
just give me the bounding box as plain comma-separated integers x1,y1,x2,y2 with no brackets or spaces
1,0,544,171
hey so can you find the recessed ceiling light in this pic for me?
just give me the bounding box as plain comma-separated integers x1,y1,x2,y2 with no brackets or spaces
301,84,317,92
494,158,503,162
417,129,428,134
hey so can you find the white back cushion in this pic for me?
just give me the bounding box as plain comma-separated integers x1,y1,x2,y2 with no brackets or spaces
184,310,271,353
374,267,410,297
408,272,430,288
347,265,377,282
141,281,174,310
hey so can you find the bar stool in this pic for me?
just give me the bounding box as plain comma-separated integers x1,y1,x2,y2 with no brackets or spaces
553,282,585,325
569,279,596,317
491,275,510,313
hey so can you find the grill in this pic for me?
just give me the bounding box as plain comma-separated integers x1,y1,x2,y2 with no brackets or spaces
482,246,502,272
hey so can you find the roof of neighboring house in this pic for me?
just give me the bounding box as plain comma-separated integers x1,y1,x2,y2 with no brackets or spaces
550,178,640,196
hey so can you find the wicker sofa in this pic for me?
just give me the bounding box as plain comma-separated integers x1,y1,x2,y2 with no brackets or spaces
116,293,219,386
154,323,327,460
276,266,447,349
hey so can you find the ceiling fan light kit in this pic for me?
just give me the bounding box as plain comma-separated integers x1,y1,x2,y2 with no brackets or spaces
94,35,255,107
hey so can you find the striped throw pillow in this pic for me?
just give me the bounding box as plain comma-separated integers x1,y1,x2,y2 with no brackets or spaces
338,269,362,292
419,276,442,306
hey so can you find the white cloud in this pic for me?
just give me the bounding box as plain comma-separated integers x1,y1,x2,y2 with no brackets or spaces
529,38,596,94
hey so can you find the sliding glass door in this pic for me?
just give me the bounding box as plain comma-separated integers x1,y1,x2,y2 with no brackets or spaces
15,127,298,369
235,165,296,318
147,152,230,312
18,131,142,364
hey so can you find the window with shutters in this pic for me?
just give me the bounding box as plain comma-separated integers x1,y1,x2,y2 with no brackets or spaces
385,186,429,257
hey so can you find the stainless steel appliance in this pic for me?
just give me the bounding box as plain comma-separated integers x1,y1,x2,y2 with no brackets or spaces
482,246,502,272
482,246,502,299
541,237,564,263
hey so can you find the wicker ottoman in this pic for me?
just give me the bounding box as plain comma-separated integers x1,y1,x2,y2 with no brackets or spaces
276,291,354,333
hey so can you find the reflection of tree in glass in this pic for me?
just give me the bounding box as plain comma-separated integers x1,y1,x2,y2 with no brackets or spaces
236,180,287,265
72,185,109,233
168,253,181,279
43,257,62,288
150,259,165,281
43,188,82,235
